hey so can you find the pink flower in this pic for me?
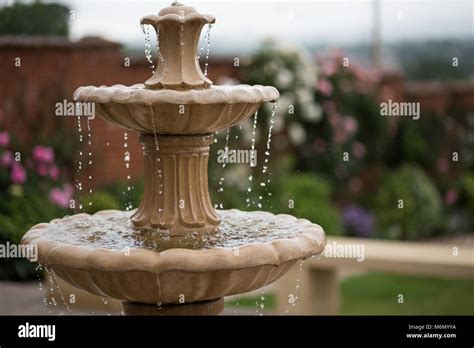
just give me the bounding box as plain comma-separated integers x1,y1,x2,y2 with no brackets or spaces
444,189,458,206
323,100,336,115
353,142,366,159
343,116,358,134
330,115,358,145
1,151,13,168
329,113,341,127
49,165,60,180
321,61,337,77
317,79,333,97
10,162,26,184
36,163,49,177
32,145,55,163
49,184,74,209
0,131,9,147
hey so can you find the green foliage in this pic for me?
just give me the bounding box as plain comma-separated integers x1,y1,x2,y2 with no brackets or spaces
80,179,144,214
279,173,344,235
0,186,65,245
386,113,447,169
0,185,67,280
80,191,120,214
0,135,73,280
374,165,444,240
102,179,144,210
0,1,70,37
306,52,388,183
461,173,474,217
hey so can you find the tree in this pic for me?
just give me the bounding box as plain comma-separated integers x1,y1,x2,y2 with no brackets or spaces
0,1,70,37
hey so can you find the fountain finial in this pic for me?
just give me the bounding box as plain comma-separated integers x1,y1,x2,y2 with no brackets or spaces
140,3,215,90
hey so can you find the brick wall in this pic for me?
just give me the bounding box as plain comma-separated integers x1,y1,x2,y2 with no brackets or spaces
1,36,472,188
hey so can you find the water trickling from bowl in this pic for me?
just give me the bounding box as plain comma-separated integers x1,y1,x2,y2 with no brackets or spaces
258,102,278,208
203,23,213,76
75,116,84,210
141,24,155,73
123,132,133,211
246,110,259,207
45,266,72,313
86,118,94,208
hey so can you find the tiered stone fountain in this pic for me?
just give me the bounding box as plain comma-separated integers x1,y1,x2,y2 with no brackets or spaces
21,2,326,315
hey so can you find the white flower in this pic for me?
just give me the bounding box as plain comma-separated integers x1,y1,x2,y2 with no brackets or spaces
277,94,293,112
276,69,293,88
302,103,323,123
288,122,307,145
273,111,285,133
296,88,313,104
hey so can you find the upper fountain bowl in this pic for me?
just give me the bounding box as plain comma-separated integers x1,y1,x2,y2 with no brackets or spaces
73,2,279,135
73,84,279,134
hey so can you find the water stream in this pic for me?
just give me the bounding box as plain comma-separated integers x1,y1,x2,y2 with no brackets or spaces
141,24,155,73
75,116,84,210
86,119,94,208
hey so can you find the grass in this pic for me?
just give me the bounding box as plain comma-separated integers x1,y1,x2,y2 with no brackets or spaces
226,293,276,310
340,272,474,315
225,273,474,315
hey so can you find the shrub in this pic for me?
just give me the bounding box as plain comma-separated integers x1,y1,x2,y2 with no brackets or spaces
0,132,73,280
80,191,121,214
461,174,474,211
374,165,444,240
279,173,344,235
385,113,446,170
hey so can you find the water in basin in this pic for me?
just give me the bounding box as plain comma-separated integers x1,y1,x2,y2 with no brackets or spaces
38,210,310,252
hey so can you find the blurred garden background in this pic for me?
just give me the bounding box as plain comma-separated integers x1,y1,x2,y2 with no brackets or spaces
0,0,473,315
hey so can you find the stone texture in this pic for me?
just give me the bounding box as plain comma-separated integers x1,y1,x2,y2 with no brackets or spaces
131,134,220,232
73,84,279,134
140,3,215,89
21,209,326,305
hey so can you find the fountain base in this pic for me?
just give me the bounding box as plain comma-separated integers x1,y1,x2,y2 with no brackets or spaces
21,209,326,309
122,298,224,316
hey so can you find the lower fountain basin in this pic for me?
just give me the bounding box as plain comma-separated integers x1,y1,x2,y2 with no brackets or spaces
73,84,279,134
21,209,325,304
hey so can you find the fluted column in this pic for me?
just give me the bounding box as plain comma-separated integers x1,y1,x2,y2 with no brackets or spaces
132,134,220,234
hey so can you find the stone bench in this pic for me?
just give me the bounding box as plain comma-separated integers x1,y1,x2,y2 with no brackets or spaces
275,236,474,315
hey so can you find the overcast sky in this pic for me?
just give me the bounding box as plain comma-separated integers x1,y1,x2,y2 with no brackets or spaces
6,0,473,52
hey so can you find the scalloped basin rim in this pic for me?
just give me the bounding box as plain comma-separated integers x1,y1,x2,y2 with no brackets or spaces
22,209,326,274
73,84,280,106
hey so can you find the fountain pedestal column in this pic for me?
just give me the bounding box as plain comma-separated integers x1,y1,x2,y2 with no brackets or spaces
122,298,224,316
131,134,221,233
